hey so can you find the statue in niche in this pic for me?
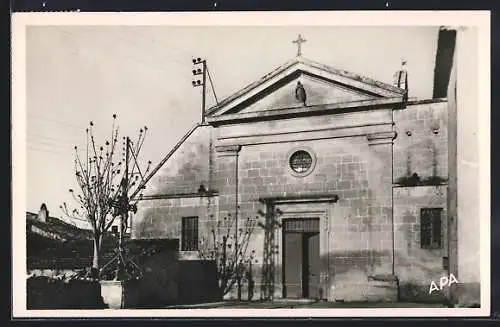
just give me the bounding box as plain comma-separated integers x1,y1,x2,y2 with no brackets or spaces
295,81,307,107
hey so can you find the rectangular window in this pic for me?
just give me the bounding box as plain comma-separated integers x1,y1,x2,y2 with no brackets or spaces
420,208,443,249
181,216,199,251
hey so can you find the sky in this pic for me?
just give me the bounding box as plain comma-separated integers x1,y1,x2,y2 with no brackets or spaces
25,25,440,228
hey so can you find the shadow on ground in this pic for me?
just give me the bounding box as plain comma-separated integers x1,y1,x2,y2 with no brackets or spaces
164,300,448,309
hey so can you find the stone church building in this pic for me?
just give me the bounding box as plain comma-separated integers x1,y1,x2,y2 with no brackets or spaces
130,29,480,305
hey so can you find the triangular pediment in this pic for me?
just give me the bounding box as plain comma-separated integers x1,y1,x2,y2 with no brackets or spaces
206,57,406,119
236,72,376,114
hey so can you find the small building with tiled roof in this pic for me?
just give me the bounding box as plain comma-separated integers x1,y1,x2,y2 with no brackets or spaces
26,205,117,276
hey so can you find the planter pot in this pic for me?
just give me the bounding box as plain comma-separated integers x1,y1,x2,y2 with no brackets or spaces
100,279,140,309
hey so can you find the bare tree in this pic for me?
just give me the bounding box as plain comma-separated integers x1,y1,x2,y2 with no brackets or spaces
198,214,258,298
61,115,152,279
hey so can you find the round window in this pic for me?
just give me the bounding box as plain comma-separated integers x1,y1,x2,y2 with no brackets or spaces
289,150,313,174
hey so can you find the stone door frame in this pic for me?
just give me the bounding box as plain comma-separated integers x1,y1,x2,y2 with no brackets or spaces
260,195,339,300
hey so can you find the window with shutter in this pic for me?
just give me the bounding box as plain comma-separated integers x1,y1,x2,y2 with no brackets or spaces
420,208,443,249
181,216,199,251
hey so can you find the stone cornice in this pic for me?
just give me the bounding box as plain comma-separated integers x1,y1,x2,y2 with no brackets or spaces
215,145,241,153
367,131,397,145
259,194,340,204
215,145,241,158
207,97,403,126
406,97,447,106
217,122,392,147
138,192,219,201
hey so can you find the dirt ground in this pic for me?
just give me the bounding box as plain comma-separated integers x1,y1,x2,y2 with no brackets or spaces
165,299,448,309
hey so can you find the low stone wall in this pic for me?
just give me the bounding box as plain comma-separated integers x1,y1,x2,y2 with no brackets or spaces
178,260,221,304
134,251,179,308
27,276,106,309
28,239,222,308
97,259,220,308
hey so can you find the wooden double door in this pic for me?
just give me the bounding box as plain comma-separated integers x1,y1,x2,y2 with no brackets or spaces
282,218,321,299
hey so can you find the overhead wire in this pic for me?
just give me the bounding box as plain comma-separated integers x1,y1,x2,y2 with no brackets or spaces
27,133,86,148
27,113,110,144
28,132,82,143
206,66,219,105
27,146,70,156
116,30,195,73
115,34,193,70
27,141,79,154
29,27,216,170
27,113,87,131
49,26,194,85
125,27,196,62
27,138,81,149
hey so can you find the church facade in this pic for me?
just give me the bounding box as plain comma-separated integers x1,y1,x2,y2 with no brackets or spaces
130,32,479,304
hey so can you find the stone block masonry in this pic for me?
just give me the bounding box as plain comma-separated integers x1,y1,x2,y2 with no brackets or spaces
393,185,448,302
392,100,451,302
140,125,214,197
393,101,448,185
214,145,241,221
131,196,218,243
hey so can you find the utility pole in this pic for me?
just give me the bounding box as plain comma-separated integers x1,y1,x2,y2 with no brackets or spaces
121,137,130,250
106,135,143,281
192,57,207,124
115,137,130,280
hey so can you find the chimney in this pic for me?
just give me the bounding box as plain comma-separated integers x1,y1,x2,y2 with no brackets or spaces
37,203,49,223
432,27,457,99
393,58,409,102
